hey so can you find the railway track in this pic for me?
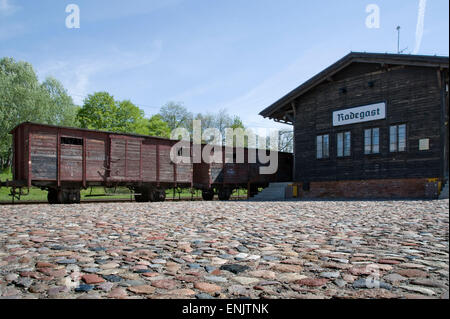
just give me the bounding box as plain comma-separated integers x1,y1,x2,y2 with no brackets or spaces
0,196,248,205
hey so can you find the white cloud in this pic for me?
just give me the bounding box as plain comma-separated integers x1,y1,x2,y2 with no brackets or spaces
413,0,427,55
0,0,19,16
36,41,163,105
218,46,348,129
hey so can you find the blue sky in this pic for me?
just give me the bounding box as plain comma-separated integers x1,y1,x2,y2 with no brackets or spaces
1,0,448,130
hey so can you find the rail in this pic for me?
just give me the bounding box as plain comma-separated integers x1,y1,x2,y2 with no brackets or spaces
0,195,247,205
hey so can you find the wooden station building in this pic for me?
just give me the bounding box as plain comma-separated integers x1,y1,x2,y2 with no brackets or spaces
260,52,449,199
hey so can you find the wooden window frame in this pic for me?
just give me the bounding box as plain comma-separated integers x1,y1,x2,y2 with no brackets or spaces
364,127,380,155
316,134,329,159
390,124,407,153
337,131,351,158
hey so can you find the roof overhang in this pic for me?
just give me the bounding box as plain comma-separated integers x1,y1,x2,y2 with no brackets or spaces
259,52,449,123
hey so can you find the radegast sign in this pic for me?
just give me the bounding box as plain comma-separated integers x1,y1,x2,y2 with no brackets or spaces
333,102,386,126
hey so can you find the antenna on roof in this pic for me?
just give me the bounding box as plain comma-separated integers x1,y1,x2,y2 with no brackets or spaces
396,26,408,54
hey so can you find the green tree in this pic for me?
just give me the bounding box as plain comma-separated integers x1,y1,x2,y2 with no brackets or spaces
0,57,77,168
230,116,245,130
147,114,171,138
115,100,149,135
41,76,78,127
159,102,193,131
194,112,215,133
76,92,149,135
76,92,117,131
193,109,246,144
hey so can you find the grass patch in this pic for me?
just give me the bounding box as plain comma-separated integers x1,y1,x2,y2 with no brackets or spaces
1,167,247,202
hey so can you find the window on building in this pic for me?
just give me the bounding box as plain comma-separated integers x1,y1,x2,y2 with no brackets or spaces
317,134,329,159
390,124,407,152
337,131,351,157
364,128,380,154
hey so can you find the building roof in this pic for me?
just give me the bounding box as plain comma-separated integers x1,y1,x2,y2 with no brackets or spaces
259,52,449,123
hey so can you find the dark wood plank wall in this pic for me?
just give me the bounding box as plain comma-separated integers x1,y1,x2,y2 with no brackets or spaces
110,138,127,179
60,142,82,181
202,146,293,186
14,123,293,188
192,162,209,187
12,125,27,182
86,138,106,181
159,145,174,182
142,143,157,181
30,132,57,180
126,140,141,179
176,164,192,183
250,151,293,183
293,64,444,182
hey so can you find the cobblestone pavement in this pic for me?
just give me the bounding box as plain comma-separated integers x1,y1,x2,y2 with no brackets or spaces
0,200,448,299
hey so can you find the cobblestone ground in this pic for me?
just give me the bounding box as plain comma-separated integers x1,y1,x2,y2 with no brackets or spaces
0,200,448,299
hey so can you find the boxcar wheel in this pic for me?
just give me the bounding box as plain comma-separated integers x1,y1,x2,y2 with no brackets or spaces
202,190,214,201
57,190,65,204
218,189,231,201
47,189,58,204
156,190,166,202
73,190,81,204
134,194,143,202
135,187,151,202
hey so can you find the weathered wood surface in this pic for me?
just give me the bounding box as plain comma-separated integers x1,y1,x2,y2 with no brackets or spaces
11,123,292,189
30,132,57,180
293,64,447,182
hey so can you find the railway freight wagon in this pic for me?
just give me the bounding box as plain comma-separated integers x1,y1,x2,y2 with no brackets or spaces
193,144,293,200
2,122,193,204
1,122,293,204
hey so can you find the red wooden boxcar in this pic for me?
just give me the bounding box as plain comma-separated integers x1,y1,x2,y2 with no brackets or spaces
5,122,193,203
193,144,293,200
2,122,293,203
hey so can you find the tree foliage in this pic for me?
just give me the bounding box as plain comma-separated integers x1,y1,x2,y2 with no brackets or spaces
41,76,78,126
147,114,171,138
159,102,193,131
278,130,294,153
194,109,245,144
0,57,77,168
115,100,148,135
157,103,247,143
0,57,253,170
76,93,149,135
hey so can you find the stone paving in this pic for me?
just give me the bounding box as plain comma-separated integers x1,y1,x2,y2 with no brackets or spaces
0,200,448,299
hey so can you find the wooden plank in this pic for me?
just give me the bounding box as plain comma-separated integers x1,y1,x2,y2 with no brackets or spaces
139,141,142,181
293,65,444,182
156,144,160,186
57,129,61,187
27,126,31,187
82,136,87,187
125,139,128,178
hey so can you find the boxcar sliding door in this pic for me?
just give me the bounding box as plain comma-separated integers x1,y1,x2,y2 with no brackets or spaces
109,136,143,181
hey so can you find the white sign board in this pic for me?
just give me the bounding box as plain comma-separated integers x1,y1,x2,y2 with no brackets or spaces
419,139,430,151
333,102,386,127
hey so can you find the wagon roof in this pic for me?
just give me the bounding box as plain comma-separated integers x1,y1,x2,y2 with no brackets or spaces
11,122,293,155
11,121,173,141
259,52,449,123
